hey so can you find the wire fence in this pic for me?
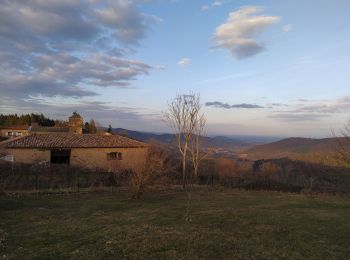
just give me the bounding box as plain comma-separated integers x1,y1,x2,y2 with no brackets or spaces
0,162,131,194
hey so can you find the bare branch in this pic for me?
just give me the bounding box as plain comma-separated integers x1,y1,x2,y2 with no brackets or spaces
163,92,204,189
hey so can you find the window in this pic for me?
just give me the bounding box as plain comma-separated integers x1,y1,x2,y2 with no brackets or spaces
107,152,122,161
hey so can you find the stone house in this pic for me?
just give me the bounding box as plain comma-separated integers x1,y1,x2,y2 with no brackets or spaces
3,133,148,172
0,126,29,138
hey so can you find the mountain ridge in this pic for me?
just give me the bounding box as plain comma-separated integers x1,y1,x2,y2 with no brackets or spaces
112,128,251,150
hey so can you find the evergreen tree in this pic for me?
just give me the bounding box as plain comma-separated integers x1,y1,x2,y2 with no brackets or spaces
107,124,113,133
0,113,54,127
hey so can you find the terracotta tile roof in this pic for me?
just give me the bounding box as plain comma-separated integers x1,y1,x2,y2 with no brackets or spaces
5,134,148,149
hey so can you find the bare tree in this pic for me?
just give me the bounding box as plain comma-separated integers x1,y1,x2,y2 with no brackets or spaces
190,113,207,180
164,93,201,189
129,145,166,199
333,120,350,168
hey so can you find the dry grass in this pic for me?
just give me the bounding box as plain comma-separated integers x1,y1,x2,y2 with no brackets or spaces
1,189,350,259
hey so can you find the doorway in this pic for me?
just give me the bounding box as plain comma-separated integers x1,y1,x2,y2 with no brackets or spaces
50,149,71,164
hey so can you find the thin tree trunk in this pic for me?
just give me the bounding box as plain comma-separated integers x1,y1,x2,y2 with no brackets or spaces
194,165,199,184
182,147,187,190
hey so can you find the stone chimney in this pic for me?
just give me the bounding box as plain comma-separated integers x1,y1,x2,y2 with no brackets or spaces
68,112,83,134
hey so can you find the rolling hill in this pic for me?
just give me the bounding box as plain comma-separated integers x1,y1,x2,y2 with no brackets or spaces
242,137,350,165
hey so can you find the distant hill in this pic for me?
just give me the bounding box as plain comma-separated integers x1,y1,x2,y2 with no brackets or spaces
242,137,350,165
226,135,284,144
112,128,250,150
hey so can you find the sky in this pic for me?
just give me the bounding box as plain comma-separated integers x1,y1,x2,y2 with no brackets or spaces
1,0,350,138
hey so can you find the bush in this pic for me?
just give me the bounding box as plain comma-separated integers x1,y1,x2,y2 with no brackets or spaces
0,161,129,193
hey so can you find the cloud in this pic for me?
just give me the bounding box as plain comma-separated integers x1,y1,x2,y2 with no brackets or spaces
201,5,210,11
269,103,289,107
94,1,155,44
0,94,165,131
154,64,166,70
269,113,329,122
273,96,350,115
213,0,226,6
213,6,280,59
283,24,293,33
0,0,155,100
8,0,150,45
178,58,191,68
295,96,350,114
0,53,152,98
206,101,264,109
269,96,350,122
202,1,229,11
296,99,311,102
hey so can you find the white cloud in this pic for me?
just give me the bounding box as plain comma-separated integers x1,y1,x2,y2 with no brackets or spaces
213,1,226,7
201,0,228,11
154,64,165,70
283,24,293,33
178,58,191,68
201,5,210,11
213,6,280,59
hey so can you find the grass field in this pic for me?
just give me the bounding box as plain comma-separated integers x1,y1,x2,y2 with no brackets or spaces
1,189,350,259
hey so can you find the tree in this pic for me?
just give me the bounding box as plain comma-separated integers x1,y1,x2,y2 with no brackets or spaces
190,113,207,179
164,93,202,189
334,120,350,168
107,124,113,133
0,113,54,127
84,122,90,133
54,119,67,127
88,119,97,134
128,144,166,199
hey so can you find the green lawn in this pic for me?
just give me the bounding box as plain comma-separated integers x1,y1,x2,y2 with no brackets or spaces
1,189,350,259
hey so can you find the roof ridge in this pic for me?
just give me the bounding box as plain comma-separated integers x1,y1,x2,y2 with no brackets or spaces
5,133,148,149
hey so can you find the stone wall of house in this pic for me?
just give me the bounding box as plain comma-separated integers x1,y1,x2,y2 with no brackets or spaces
70,147,148,171
0,129,29,138
6,147,148,171
9,149,50,163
